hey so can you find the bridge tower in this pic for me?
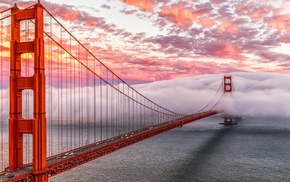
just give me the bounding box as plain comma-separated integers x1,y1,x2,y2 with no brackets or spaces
223,76,234,125
9,2,47,182
224,75,232,93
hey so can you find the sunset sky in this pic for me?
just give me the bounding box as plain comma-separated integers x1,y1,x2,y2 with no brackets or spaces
1,0,290,83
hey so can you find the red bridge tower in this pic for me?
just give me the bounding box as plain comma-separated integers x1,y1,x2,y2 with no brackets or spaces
224,75,232,93
9,2,47,182
223,76,234,125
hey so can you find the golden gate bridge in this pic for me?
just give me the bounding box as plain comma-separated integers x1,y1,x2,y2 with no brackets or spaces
0,2,233,181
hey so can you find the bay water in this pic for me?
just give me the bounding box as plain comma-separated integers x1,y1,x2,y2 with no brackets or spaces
49,116,290,182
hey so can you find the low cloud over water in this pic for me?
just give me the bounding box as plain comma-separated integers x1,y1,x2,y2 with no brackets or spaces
1,72,289,119
135,72,290,117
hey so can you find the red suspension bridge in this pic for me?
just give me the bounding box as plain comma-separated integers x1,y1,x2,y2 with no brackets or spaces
0,2,233,181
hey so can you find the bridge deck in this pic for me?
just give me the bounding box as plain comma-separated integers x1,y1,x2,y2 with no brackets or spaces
0,110,218,182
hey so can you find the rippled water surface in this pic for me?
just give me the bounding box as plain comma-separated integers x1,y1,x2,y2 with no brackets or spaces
48,116,290,182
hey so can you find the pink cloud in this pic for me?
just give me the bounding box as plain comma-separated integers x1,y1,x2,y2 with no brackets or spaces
159,2,215,28
211,0,223,5
2,0,289,83
41,1,116,33
120,0,156,11
0,5,9,12
120,9,137,15
217,20,239,34
101,4,111,10
235,2,290,32
213,44,239,59
280,34,290,42
235,3,273,20
266,13,290,32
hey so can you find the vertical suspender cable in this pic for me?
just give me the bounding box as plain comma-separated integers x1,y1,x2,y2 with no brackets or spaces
133,90,135,130
78,43,81,147
111,74,114,137
155,104,158,124
69,35,73,150
60,25,63,152
49,16,53,156
117,79,120,135
128,86,130,132
86,50,89,145
152,103,154,125
26,20,29,163
100,65,102,140
144,97,146,127
80,47,83,147
24,20,29,163
64,31,68,151
73,41,77,149
136,94,139,129
93,62,96,142
143,98,145,127
0,11,3,170
65,39,69,151
139,95,141,128
122,83,125,134
159,107,161,123
106,70,109,139
57,24,60,154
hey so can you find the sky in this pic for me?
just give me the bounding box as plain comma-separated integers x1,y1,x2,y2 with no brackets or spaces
1,0,290,83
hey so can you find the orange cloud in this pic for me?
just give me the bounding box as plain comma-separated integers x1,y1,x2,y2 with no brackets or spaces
217,20,238,34
197,16,215,28
236,3,279,22
120,0,155,11
213,44,239,59
211,0,223,5
61,9,79,21
160,4,215,28
247,7,270,21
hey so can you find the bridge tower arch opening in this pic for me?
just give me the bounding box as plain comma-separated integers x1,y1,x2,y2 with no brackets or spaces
9,2,47,181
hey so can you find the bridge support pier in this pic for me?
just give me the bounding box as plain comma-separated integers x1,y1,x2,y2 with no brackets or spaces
9,2,47,182
223,116,234,125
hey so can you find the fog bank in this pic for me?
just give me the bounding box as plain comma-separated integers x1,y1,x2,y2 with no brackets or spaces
134,72,290,117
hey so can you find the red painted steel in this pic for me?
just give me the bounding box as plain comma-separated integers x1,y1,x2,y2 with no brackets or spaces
224,75,232,92
9,3,47,182
223,75,233,124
